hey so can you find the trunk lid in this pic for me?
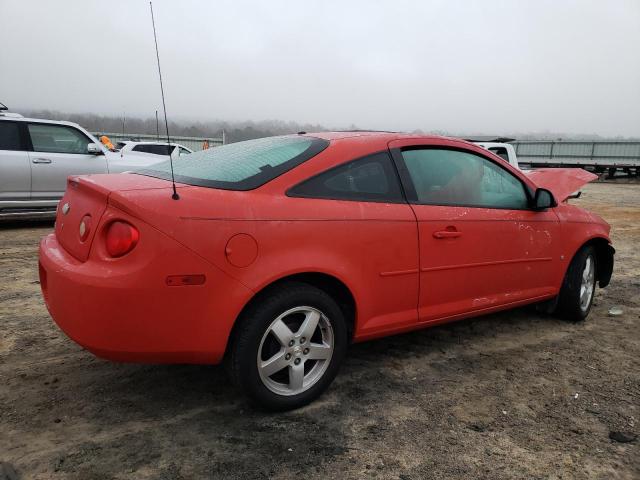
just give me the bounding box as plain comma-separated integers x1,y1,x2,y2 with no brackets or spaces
55,173,253,263
55,174,176,262
525,168,598,201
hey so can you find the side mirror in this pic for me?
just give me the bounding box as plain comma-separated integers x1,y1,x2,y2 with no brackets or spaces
532,188,556,210
87,143,103,155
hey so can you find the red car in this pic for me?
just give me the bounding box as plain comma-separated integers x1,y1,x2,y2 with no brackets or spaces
39,132,614,410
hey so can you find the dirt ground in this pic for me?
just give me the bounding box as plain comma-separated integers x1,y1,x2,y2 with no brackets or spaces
1,182,638,480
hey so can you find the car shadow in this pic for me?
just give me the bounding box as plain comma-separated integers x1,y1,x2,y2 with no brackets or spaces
0,218,54,230
16,305,578,477
59,304,566,418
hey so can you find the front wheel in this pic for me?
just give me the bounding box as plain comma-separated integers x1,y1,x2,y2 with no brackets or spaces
556,245,597,322
227,282,348,410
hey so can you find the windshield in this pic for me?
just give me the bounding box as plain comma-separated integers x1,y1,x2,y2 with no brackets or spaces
137,135,329,190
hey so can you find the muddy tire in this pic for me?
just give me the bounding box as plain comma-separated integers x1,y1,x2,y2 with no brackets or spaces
556,245,597,322
227,282,347,411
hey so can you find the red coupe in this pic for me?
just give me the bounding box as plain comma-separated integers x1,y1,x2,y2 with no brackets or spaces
39,132,614,410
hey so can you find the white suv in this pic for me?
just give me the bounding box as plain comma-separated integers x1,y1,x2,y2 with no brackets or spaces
0,112,169,219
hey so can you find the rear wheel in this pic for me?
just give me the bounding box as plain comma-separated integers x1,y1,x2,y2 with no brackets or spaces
556,245,597,321
228,282,347,410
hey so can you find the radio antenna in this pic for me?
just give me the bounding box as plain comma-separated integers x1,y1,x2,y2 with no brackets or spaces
149,1,179,200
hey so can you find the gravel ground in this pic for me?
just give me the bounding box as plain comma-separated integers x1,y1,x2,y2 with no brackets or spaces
1,181,639,480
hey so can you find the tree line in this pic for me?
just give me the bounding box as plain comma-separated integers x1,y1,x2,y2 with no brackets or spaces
17,110,639,143
18,110,329,143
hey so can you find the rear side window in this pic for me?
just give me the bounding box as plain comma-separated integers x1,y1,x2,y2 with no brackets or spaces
139,135,329,191
133,144,173,155
28,123,91,154
132,145,149,153
289,151,404,203
0,121,23,151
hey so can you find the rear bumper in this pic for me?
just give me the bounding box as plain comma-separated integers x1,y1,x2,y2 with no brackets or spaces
39,231,253,364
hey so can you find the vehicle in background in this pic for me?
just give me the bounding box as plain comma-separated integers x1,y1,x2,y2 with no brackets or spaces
466,137,520,169
0,110,167,219
116,141,192,157
474,142,520,169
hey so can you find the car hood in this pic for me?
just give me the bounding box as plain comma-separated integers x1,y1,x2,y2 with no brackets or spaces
524,168,598,201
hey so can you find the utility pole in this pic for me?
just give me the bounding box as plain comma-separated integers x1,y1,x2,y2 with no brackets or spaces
155,110,160,142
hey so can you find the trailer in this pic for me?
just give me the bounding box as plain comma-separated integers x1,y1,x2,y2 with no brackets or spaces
514,141,640,177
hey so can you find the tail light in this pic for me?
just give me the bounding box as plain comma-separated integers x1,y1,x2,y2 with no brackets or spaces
105,221,139,257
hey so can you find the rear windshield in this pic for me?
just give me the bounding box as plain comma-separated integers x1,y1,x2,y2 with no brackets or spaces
137,135,329,190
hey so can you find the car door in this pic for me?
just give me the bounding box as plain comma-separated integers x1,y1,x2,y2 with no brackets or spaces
0,120,31,202
389,139,560,323
287,150,419,337
27,122,108,200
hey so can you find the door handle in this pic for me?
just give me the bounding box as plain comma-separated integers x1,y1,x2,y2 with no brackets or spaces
433,229,461,239
32,158,52,164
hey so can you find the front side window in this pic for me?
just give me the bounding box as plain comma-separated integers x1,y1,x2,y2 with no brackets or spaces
289,151,404,203
28,123,91,154
139,135,329,191
0,121,23,151
401,148,529,209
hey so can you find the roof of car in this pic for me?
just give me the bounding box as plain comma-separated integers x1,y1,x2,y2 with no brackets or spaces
305,130,460,143
464,136,516,143
0,115,83,129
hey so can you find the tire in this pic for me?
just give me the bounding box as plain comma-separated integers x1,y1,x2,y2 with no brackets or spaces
227,282,348,411
556,245,597,322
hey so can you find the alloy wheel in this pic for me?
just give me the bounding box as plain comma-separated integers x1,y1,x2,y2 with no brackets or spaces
579,255,595,311
257,306,334,396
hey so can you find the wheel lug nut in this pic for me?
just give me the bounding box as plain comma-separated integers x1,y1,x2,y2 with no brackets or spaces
303,348,309,355
288,340,295,347
285,353,292,360
300,337,306,343
294,358,301,365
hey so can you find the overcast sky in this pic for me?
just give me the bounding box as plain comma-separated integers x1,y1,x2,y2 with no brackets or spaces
1,0,639,136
